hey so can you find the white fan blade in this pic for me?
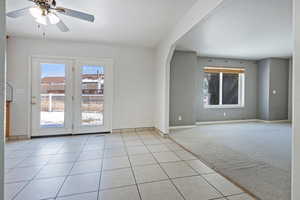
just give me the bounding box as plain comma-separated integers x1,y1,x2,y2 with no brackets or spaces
7,6,32,18
56,19,70,32
55,7,95,22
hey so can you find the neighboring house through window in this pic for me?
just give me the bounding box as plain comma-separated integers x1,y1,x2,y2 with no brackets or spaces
203,67,245,108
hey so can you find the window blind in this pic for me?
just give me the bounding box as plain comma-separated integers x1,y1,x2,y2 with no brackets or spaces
204,67,245,74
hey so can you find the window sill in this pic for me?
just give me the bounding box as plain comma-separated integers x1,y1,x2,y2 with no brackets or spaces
204,105,245,109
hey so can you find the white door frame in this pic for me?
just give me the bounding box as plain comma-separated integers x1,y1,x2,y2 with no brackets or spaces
73,58,114,134
29,55,114,137
31,57,74,137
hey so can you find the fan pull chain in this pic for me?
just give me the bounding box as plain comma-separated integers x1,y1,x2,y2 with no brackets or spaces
37,24,47,39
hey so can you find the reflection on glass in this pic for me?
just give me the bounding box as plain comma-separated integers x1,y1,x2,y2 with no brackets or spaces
81,66,104,126
203,73,220,105
40,63,65,128
222,73,239,104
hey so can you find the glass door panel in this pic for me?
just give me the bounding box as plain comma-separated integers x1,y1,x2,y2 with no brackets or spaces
40,63,66,128
31,58,73,137
81,66,104,126
74,60,113,134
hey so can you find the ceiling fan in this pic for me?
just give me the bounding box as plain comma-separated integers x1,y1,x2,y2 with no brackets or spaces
6,0,95,32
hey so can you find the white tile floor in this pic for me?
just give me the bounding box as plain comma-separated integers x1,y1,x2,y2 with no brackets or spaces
5,130,256,200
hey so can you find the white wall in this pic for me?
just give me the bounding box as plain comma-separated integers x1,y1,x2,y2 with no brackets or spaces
154,43,174,134
289,58,293,121
293,0,300,199
7,37,155,136
154,0,223,133
0,0,5,198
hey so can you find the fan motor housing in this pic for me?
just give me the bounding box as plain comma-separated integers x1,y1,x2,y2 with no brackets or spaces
34,0,56,8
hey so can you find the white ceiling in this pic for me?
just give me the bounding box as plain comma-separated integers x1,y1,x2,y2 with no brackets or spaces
6,0,197,47
176,0,293,60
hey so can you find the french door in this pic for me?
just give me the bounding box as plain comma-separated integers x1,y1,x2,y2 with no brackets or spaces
31,57,113,137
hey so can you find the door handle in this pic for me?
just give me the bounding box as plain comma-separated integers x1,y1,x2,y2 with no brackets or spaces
31,96,37,105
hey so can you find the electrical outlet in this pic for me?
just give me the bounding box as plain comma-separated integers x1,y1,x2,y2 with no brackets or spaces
178,115,182,121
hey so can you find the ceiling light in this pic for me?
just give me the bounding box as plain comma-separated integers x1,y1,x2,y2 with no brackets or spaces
35,16,48,25
29,7,43,19
48,13,60,24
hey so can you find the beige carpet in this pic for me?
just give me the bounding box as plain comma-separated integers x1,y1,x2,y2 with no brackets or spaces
170,122,291,200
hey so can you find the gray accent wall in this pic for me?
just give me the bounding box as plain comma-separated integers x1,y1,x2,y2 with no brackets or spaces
170,51,291,126
258,59,270,120
196,57,258,122
269,58,289,120
258,58,290,120
169,51,197,126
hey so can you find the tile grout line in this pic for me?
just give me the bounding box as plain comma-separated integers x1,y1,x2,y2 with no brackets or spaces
165,140,227,199
177,160,245,199
53,136,90,199
7,139,59,200
174,152,226,199
96,135,108,200
121,131,143,200
8,134,179,199
57,135,105,199
96,173,219,192
150,131,232,200
10,150,58,200
136,131,188,200
166,138,245,199
6,133,254,200
167,135,258,200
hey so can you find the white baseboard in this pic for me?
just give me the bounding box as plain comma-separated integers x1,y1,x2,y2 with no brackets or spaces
154,128,169,137
259,119,291,123
168,119,291,132
7,135,30,141
196,119,258,125
169,125,197,130
196,119,291,125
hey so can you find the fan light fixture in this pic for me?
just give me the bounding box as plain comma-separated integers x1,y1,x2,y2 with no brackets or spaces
30,6,60,25
35,16,48,25
7,0,95,32
29,7,42,18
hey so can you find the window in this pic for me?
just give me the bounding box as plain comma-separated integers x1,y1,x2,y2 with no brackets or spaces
203,67,245,108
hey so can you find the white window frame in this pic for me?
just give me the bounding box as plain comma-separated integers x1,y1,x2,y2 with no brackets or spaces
204,71,245,109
